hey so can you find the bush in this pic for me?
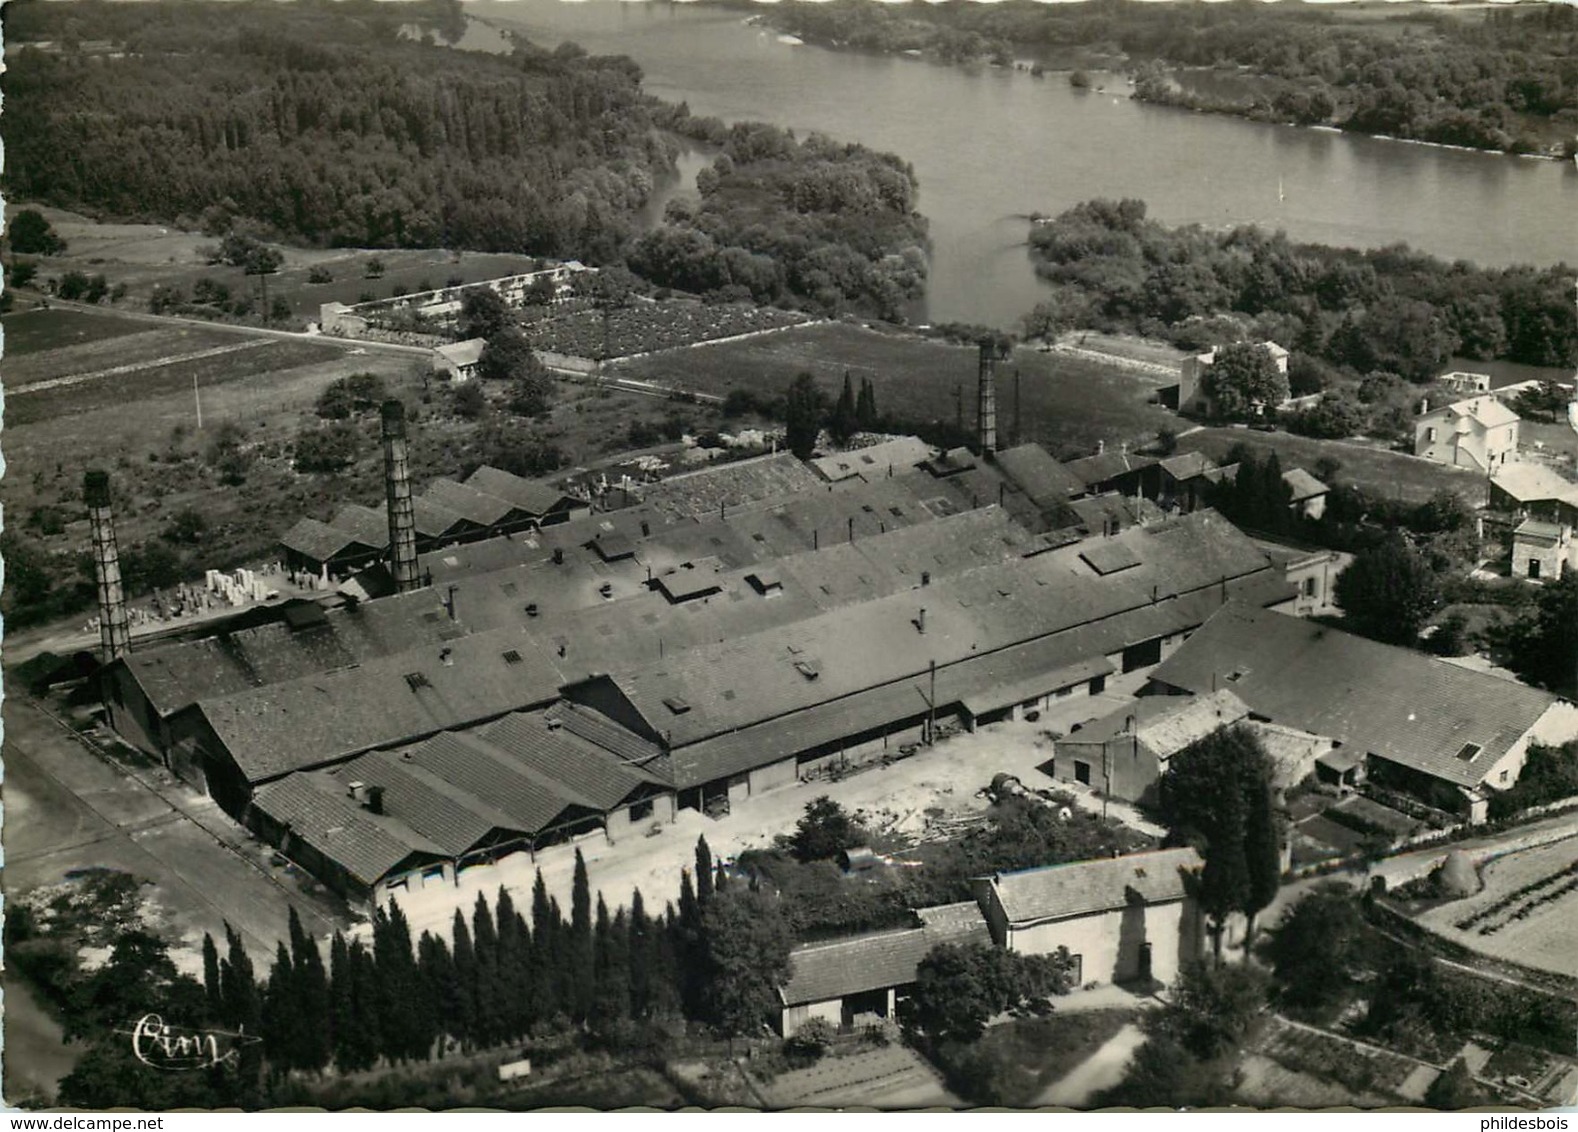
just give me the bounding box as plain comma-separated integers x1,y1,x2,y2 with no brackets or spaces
8,260,39,289
782,1018,835,1066
453,382,488,420
293,423,360,473
364,257,385,279
307,266,333,285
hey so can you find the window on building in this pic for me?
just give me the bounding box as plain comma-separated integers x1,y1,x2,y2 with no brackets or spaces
1499,770,1510,784
1303,577,1318,598
630,798,655,822
1426,427,1438,443
1074,760,1092,786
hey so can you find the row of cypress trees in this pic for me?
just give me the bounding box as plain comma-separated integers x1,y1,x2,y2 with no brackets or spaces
200,838,771,1077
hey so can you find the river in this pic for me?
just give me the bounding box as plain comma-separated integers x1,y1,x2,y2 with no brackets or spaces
467,0,1578,330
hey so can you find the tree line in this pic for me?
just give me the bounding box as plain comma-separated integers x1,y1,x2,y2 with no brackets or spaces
760,0,1578,156
1025,198,1576,379
45,842,793,1108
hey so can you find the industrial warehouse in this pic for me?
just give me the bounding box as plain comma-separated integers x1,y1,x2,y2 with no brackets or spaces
74,346,1323,906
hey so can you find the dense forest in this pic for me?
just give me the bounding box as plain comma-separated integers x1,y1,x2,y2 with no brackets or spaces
631,122,927,320
1,0,926,314
757,0,1578,156
1024,199,1578,380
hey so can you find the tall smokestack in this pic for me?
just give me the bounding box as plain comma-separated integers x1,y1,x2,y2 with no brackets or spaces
381,400,420,593
977,342,998,456
84,470,131,660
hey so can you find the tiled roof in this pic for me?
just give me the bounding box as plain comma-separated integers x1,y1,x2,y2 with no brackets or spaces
612,510,1279,753
330,749,526,856
424,477,519,527
1063,492,1164,534
1514,518,1566,541
411,495,470,540
464,465,574,517
779,912,992,1007
811,437,938,483
993,443,1084,507
435,338,486,366
251,774,443,888
1426,395,1520,430
1149,603,1560,788
1491,463,1578,506
194,628,565,784
544,700,664,766
1065,689,1251,757
1281,468,1328,502
120,590,458,718
280,517,373,563
637,452,825,520
478,711,667,810
1159,452,1216,482
330,503,390,549
395,730,591,833
984,847,1203,926
1063,450,1159,489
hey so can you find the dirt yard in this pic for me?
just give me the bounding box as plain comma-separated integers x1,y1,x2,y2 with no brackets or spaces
387,687,1145,947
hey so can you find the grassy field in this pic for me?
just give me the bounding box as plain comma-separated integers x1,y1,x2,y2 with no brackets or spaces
5,339,349,425
1174,427,1491,506
1,307,151,356
614,322,1178,460
2,319,247,388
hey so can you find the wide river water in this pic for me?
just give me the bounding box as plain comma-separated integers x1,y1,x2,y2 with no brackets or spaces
479,1,1577,329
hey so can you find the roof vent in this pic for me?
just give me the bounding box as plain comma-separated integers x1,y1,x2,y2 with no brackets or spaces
404,672,431,690
662,696,691,715
502,649,523,665
440,647,454,667
794,659,822,680
525,602,539,617
1455,742,1482,762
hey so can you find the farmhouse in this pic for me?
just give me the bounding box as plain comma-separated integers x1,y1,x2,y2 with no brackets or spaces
1147,602,1578,821
973,847,1205,986
1414,395,1520,472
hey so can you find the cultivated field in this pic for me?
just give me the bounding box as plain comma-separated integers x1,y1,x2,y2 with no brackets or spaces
1174,427,1491,506
1414,835,1578,979
614,322,1180,459
1,307,150,358
525,299,809,360
1240,1016,1438,1106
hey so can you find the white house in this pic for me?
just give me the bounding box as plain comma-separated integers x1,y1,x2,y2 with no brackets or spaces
1414,395,1520,473
433,338,487,383
972,847,1204,986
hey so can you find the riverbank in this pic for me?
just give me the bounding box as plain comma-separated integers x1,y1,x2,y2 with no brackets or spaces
735,0,1578,163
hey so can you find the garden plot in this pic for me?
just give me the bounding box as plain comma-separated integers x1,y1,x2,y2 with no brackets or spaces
1247,1016,1438,1105
1414,836,1578,979
527,300,809,360
1,307,150,358
4,326,263,390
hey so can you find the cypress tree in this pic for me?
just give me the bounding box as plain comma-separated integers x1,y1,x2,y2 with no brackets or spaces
372,900,432,1063
715,861,730,893
628,888,652,1018
261,941,297,1070
288,907,332,1072
570,850,595,1022
449,910,477,1047
493,887,525,1039
595,903,632,1023
219,923,260,1036
696,837,715,904
415,932,454,1055
831,370,859,444
470,893,501,1046
1242,766,1283,946
344,938,382,1072
329,932,355,1071
201,932,222,1020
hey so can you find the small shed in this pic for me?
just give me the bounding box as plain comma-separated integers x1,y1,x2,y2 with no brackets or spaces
837,846,881,874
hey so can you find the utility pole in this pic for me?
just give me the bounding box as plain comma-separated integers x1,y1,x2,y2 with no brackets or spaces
953,383,963,436
927,659,937,745
194,372,202,430
1014,368,1022,447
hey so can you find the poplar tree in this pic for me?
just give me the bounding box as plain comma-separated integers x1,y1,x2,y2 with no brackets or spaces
696,837,715,904
201,932,222,1019
219,923,260,1036
570,850,595,1022
448,910,477,1046
288,907,331,1071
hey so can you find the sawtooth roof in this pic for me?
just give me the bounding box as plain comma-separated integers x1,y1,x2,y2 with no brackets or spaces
983,847,1203,926
477,711,669,810
1149,602,1560,789
382,729,593,834
330,749,525,856
119,590,460,718
423,477,521,528
330,503,390,549
193,628,565,784
251,774,444,888
463,465,577,517
280,517,374,563
779,909,992,1007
